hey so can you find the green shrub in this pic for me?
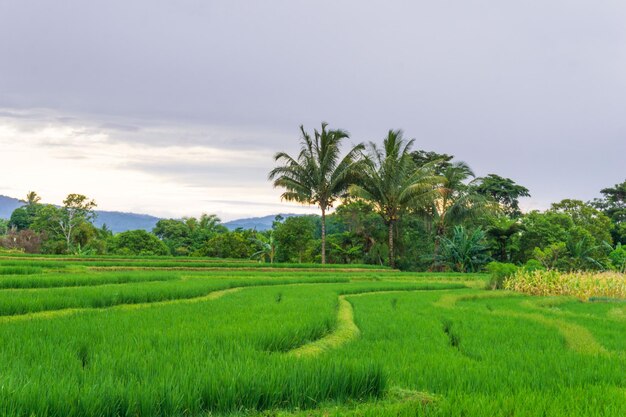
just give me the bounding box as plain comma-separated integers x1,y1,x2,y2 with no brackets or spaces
522,259,546,272
486,261,518,290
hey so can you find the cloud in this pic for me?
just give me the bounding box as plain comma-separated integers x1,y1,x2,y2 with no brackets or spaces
0,1,625,217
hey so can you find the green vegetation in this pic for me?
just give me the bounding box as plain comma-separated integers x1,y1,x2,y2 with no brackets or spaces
0,256,623,416
4,173,623,277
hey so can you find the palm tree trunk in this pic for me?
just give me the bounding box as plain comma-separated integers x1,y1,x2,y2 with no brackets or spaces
321,207,326,264
388,221,395,269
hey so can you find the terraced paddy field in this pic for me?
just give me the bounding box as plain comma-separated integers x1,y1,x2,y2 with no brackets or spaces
0,255,624,416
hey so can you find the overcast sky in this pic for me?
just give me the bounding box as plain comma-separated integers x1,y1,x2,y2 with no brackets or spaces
1,1,624,221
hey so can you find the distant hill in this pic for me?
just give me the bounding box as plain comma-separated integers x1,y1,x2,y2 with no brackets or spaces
92,211,161,234
223,213,302,231
0,194,306,233
0,195,161,233
0,195,24,219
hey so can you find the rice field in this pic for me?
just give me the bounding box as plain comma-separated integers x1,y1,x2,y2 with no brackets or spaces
0,255,624,416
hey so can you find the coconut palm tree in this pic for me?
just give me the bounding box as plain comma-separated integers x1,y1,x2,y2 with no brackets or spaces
269,123,364,264
350,130,439,268
428,162,489,268
21,191,41,206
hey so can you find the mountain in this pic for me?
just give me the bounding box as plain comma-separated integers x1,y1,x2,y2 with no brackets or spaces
223,213,302,231
93,211,161,234
0,195,24,219
0,195,160,233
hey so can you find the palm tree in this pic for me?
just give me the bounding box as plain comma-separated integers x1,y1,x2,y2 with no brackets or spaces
269,123,364,264
350,130,439,268
428,162,489,268
21,191,41,206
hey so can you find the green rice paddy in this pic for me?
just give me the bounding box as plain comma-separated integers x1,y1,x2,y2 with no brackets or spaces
0,255,623,416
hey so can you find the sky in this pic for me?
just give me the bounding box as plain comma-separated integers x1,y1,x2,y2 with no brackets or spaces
1,0,625,221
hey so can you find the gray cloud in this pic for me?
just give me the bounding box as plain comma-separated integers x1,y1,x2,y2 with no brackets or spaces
1,0,625,211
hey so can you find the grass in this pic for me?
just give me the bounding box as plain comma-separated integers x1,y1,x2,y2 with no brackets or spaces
0,256,624,416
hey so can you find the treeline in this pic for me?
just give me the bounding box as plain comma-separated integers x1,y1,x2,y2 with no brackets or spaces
0,124,624,273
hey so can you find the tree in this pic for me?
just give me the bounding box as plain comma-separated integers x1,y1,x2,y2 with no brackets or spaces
32,194,97,253
473,174,530,217
411,150,454,175
108,230,170,256
485,216,523,262
428,162,488,268
153,214,226,256
549,199,613,247
273,216,317,263
515,211,573,262
350,130,439,268
269,122,364,264
21,191,41,206
200,231,256,259
436,226,491,272
592,180,626,244
250,231,277,263
9,191,43,230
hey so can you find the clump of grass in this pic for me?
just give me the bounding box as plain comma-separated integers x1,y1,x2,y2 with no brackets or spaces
505,270,626,301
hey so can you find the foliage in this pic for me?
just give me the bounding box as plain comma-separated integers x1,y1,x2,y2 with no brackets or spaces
473,174,530,217
410,149,454,175
109,230,170,256
592,179,626,244
522,259,545,272
198,230,256,259
153,214,226,255
250,231,277,263
608,243,626,272
0,219,8,235
436,226,491,272
273,216,317,263
485,261,518,290
31,194,97,253
269,122,364,263
550,199,613,248
485,216,522,262
350,130,438,268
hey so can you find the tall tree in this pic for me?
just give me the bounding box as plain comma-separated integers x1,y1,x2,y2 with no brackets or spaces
10,191,43,230
269,122,364,264
21,191,42,206
350,130,439,268
473,174,530,217
411,150,454,175
33,194,97,252
592,180,626,244
428,162,488,268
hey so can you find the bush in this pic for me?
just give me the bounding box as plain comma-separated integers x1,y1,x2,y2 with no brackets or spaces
522,259,545,272
108,230,170,256
486,261,518,290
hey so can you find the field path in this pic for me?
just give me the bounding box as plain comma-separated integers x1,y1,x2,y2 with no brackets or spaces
288,288,465,358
